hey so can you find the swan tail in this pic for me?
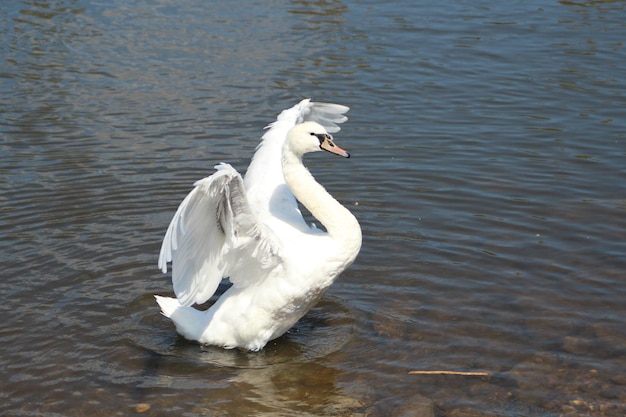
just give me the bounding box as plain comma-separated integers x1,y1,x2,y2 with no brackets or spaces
155,295,206,342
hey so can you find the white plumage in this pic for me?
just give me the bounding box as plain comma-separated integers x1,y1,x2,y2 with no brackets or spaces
156,99,362,351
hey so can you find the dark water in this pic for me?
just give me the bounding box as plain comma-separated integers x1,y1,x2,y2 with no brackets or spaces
2,0,625,416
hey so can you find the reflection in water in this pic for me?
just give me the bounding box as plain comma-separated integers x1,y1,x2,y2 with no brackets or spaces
125,295,363,415
226,362,361,416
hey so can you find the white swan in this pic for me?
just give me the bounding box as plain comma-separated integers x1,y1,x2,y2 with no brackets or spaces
155,99,362,351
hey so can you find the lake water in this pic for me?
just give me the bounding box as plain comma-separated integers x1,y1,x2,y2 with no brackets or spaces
1,0,625,416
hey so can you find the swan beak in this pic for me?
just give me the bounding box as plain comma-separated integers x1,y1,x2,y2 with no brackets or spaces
317,134,350,158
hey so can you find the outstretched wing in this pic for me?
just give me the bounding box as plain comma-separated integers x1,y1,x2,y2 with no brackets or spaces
244,99,349,230
158,163,281,306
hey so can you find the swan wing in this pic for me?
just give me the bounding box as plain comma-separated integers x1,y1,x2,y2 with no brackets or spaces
244,99,349,228
296,100,350,133
158,163,281,306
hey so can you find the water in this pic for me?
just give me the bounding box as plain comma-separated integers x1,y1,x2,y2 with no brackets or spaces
1,0,625,416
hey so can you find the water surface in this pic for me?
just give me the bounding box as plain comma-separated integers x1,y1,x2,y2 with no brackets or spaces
1,0,625,416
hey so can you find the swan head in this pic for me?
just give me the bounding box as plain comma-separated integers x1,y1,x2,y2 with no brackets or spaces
286,121,350,158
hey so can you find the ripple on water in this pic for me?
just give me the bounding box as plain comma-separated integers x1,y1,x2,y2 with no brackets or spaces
128,291,359,370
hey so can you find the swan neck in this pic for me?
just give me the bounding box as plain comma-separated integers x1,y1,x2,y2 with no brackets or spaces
282,151,361,250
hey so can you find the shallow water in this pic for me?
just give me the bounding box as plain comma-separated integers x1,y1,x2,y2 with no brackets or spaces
1,0,625,416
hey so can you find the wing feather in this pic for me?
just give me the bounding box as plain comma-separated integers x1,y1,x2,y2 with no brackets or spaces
297,101,350,133
158,163,281,306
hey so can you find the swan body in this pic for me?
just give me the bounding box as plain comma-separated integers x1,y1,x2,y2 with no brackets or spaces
156,99,361,351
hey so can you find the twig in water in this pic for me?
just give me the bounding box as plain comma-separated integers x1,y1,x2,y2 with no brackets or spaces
409,370,489,376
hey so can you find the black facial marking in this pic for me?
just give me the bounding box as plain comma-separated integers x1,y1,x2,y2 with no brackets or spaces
314,133,332,146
